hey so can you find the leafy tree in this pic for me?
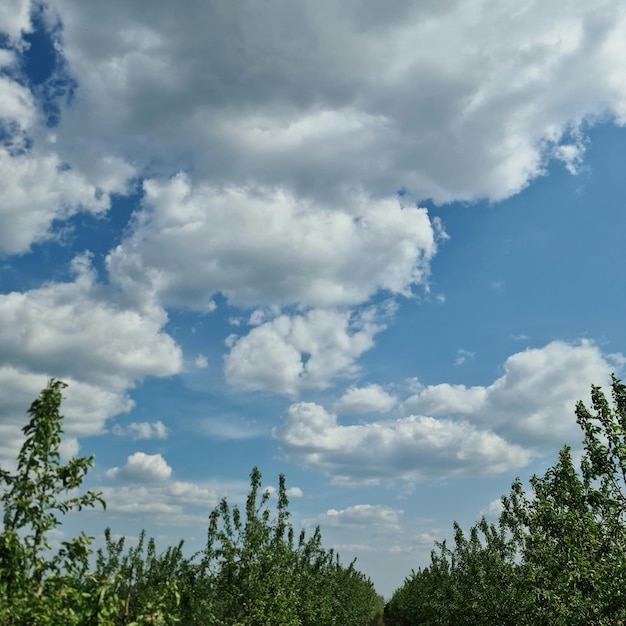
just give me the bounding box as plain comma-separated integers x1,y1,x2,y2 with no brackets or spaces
386,376,626,625
0,379,106,624
0,380,383,624
195,466,383,625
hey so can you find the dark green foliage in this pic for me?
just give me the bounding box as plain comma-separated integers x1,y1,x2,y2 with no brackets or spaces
386,376,626,626
0,380,382,625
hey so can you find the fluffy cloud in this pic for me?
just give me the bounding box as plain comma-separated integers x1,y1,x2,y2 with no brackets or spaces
0,74,36,132
334,384,398,414
0,0,32,46
96,477,249,525
0,365,133,470
46,0,626,203
105,452,172,482
480,498,504,518
0,257,182,467
274,402,529,483
106,175,436,310
0,255,182,388
0,146,120,255
0,50,134,255
262,484,303,498
274,341,623,483
403,340,619,446
97,482,212,521
224,306,389,394
0,6,136,257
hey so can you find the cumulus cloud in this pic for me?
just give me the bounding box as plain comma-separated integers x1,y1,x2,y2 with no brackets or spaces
224,306,389,395
0,255,182,388
96,483,207,522
274,341,623,483
263,485,303,499
403,340,620,446
106,175,436,310
44,0,626,204
96,477,250,525
0,74,36,133
0,0,32,47
0,365,134,470
0,55,134,255
0,146,119,255
334,384,398,414
480,498,504,518
105,452,172,482
274,402,529,484
0,6,136,257
0,256,182,466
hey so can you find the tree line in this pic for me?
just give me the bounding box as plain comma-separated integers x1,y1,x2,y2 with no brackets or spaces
4,376,626,624
0,380,383,625
385,375,626,625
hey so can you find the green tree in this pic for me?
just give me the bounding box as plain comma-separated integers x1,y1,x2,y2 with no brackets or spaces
0,380,382,624
386,376,626,626
0,379,106,623
195,466,383,625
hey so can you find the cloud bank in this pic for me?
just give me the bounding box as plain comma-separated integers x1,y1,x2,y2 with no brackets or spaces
274,341,622,483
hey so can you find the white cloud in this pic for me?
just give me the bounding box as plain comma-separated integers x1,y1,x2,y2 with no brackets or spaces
45,0,626,204
0,75,36,132
309,504,403,529
403,340,619,447
96,477,249,525
0,0,32,47
480,498,504,518
0,365,133,469
106,176,436,310
286,486,303,498
112,421,169,440
193,354,208,369
334,384,398,414
224,306,388,395
274,402,530,483
0,146,127,255
0,49,16,68
58,436,80,460
0,257,183,467
105,452,172,482
0,62,134,255
274,340,623,484
0,255,182,388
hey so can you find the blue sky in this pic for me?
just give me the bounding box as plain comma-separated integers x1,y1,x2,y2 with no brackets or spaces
1,0,626,598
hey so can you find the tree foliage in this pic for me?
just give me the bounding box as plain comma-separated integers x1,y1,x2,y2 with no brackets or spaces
0,380,383,625
0,379,105,624
386,375,626,625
